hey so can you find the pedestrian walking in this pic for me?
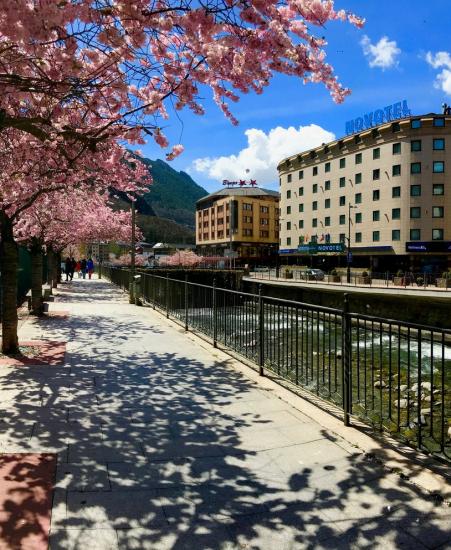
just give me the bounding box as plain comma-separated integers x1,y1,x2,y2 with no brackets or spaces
64,257,71,281
87,257,95,279
76,260,82,278
70,257,76,280
81,258,87,279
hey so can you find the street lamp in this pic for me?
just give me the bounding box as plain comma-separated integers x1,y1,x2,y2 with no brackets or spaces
347,204,357,283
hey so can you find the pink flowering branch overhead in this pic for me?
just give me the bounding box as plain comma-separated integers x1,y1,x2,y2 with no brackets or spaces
0,1,363,155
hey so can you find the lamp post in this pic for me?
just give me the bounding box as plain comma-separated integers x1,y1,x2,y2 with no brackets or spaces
129,198,136,303
347,204,357,283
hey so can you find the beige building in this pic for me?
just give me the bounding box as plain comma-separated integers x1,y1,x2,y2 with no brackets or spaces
277,112,451,272
196,187,279,264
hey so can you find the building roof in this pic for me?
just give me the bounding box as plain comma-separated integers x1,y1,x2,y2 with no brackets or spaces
197,187,279,204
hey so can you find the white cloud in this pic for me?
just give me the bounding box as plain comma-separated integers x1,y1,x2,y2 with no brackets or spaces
192,124,335,186
361,35,401,70
426,51,451,95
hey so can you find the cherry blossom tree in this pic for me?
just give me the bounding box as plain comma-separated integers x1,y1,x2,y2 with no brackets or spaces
0,130,148,353
0,1,363,156
160,250,204,268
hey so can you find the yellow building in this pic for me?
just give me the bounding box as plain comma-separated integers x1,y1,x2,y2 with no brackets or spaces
196,186,280,264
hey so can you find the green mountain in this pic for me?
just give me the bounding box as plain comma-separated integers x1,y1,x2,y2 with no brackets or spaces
139,157,208,228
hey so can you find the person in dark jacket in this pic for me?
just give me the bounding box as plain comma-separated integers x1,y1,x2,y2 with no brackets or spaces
64,257,72,281
87,257,94,279
80,258,87,279
70,257,76,280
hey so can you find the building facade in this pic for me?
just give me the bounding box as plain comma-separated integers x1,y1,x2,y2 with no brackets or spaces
196,187,279,264
277,113,451,272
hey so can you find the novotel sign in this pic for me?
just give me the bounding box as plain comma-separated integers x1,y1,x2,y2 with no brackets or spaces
345,100,411,135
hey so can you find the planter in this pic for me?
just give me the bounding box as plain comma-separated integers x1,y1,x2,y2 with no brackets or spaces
356,276,371,285
326,275,341,283
436,278,451,288
394,277,410,286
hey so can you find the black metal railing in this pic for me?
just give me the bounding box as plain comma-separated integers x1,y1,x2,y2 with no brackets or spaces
104,266,451,462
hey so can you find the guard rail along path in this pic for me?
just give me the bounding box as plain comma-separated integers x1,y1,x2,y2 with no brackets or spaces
104,266,451,464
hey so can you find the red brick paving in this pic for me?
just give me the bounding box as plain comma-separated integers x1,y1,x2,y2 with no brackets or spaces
0,341,66,367
0,454,56,550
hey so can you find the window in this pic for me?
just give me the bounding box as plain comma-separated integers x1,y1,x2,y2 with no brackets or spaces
286,206,291,215
243,215,253,223
260,218,269,225
260,206,269,213
411,140,422,152
433,206,444,218
392,186,401,198
299,220,304,229
243,229,253,237
433,138,445,150
286,237,291,246
355,193,362,204
432,228,444,240
433,161,445,173
339,158,346,168
312,218,318,228
260,230,269,238
410,229,421,240
355,232,362,243
392,208,401,220
373,190,380,201
313,166,318,176
392,165,401,176
392,122,400,132
410,207,421,218
312,201,318,211
325,198,331,209
355,153,362,164
299,203,304,213
313,183,318,193
339,196,346,206
339,233,346,243
411,119,421,129
286,221,291,230
433,118,445,127
311,235,318,244
355,212,362,223
287,174,292,183
325,162,331,173
339,177,346,188
373,231,380,241
373,168,380,180
355,173,362,184
433,184,444,195
299,170,304,179
373,210,380,222
392,143,401,154
325,180,331,191
243,203,253,210
339,214,346,225
299,186,304,196
286,190,291,199
411,162,421,174
410,184,421,197
373,148,380,160
325,216,330,226
392,229,401,241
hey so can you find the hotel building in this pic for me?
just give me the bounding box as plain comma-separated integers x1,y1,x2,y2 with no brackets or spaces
277,112,451,272
196,186,280,264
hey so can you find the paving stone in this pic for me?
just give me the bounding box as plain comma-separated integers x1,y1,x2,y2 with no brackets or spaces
49,528,118,550
56,462,111,492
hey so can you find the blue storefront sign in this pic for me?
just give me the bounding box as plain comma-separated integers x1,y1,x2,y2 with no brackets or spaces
345,100,411,135
406,241,451,253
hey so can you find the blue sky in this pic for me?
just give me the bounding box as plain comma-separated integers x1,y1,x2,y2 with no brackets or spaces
140,0,451,192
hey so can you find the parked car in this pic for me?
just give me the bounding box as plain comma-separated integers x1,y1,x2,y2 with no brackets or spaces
303,269,325,281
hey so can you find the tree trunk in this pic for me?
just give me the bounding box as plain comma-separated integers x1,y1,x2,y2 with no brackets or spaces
56,252,62,283
0,211,19,354
47,249,58,289
30,242,43,315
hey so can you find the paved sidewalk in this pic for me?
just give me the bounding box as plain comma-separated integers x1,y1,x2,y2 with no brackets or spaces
0,278,450,549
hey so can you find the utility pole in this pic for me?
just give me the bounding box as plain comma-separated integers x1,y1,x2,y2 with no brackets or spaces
347,203,356,283
129,199,136,303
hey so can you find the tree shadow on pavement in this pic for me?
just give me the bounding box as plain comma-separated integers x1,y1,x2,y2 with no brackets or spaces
0,280,449,550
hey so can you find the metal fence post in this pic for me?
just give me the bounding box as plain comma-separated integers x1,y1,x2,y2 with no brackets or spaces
343,293,352,427
213,278,217,347
184,274,189,331
166,273,169,318
258,284,264,376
